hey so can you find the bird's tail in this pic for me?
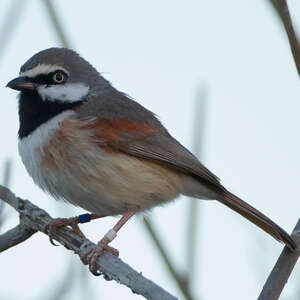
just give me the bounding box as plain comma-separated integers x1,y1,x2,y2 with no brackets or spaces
218,190,296,250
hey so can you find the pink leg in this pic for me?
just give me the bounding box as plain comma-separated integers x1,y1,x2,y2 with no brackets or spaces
86,210,137,275
113,210,136,232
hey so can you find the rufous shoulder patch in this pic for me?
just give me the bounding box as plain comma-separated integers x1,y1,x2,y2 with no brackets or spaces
41,118,85,168
83,117,155,151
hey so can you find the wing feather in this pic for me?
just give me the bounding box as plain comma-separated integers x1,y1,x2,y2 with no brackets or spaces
77,93,220,188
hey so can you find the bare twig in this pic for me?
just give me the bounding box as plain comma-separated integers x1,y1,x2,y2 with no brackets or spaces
0,159,13,228
267,0,300,77
258,219,300,300
0,185,177,300
143,218,192,300
41,0,70,48
186,86,207,283
1,159,12,188
0,0,27,60
0,223,35,252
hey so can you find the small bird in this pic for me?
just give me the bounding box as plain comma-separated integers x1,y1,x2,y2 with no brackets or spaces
6,48,295,273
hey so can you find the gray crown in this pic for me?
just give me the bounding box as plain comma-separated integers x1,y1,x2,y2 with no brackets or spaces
21,47,111,96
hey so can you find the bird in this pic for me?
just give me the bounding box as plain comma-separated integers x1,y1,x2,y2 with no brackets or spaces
6,48,296,273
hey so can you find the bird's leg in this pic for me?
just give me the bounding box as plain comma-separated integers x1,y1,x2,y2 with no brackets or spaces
46,213,105,245
85,210,137,275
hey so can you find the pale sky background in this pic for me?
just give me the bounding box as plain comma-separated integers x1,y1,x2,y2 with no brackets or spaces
0,1,300,299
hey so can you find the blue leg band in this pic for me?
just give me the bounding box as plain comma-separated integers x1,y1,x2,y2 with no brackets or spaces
78,213,91,224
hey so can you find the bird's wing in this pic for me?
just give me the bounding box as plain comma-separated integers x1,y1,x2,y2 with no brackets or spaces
77,92,220,188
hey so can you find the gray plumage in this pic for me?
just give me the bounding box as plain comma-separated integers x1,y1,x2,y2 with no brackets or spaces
21,47,111,96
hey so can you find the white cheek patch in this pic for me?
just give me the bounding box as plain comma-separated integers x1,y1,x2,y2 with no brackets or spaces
37,83,90,103
20,64,69,77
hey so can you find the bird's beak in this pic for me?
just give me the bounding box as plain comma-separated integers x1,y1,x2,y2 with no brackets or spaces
6,76,38,91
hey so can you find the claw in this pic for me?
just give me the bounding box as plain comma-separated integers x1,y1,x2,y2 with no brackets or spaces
45,217,84,246
82,210,136,275
49,237,60,246
45,223,60,246
86,238,119,276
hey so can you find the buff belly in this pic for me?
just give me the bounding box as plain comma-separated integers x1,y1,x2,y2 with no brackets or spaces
18,111,185,216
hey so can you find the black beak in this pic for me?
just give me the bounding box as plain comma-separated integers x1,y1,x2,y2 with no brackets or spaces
6,76,38,91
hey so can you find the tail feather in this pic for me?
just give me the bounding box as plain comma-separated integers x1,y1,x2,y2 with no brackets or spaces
218,190,296,250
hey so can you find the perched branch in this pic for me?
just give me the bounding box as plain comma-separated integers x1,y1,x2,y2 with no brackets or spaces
268,0,300,77
0,185,177,300
258,219,300,300
0,223,36,252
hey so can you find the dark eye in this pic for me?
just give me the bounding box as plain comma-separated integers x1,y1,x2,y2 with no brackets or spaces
52,71,66,84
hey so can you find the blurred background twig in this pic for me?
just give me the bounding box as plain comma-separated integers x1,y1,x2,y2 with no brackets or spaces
42,0,70,49
267,0,300,77
0,159,12,228
186,86,207,285
143,218,192,300
0,0,27,60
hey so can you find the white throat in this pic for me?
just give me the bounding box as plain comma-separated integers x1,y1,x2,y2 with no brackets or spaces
37,83,89,103
19,110,74,151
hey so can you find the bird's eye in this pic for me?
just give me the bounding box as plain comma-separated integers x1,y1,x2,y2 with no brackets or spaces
52,71,66,84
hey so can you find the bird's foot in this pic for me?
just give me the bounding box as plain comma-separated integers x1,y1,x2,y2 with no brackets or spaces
81,236,119,276
45,217,85,245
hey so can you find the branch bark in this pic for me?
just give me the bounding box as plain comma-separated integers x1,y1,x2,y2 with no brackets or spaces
258,219,300,300
0,223,36,252
0,185,177,300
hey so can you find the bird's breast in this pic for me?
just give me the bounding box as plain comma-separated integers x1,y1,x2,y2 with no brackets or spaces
18,110,75,196
18,111,184,216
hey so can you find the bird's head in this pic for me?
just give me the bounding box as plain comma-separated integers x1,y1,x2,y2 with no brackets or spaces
6,47,109,103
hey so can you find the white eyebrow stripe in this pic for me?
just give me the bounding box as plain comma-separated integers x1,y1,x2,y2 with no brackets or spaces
20,64,69,78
